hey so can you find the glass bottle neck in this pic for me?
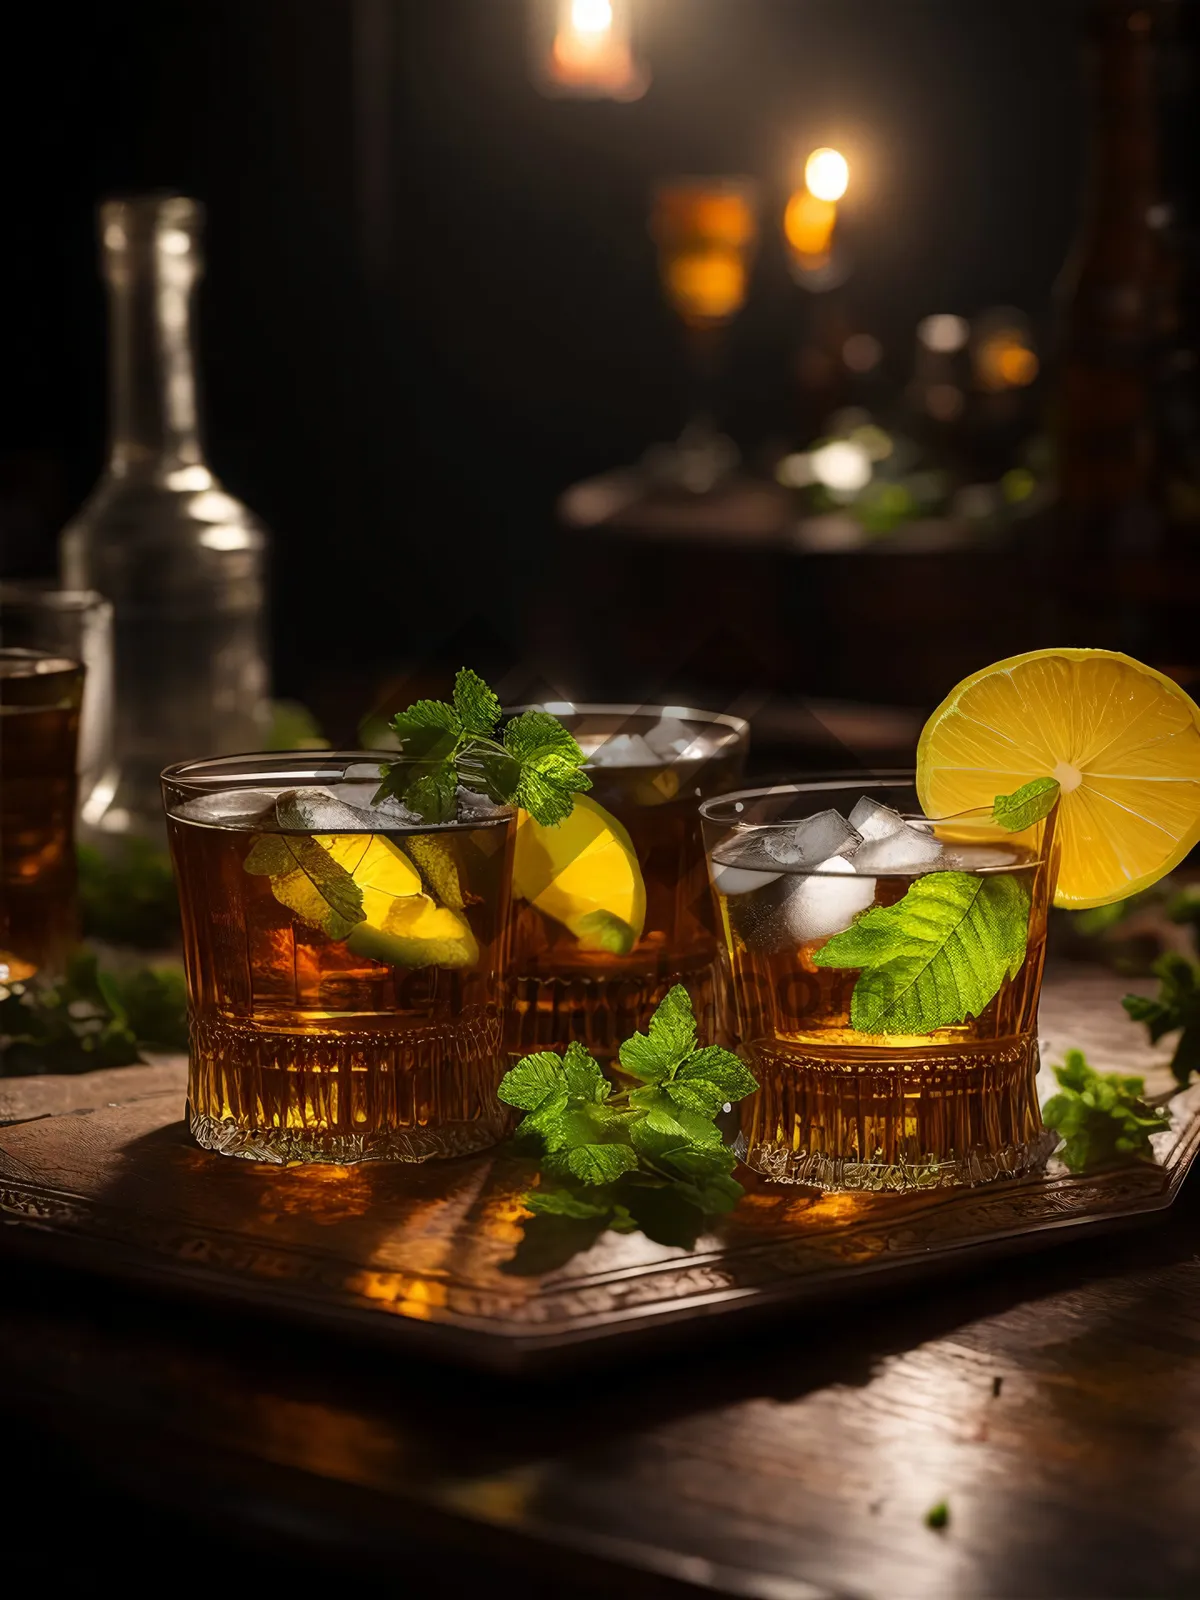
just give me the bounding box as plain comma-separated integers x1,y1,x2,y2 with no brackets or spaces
101,197,207,481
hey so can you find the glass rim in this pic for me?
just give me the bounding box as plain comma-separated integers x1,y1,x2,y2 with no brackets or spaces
506,701,750,739
160,750,515,831
702,773,1046,875
0,645,84,672
699,773,914,825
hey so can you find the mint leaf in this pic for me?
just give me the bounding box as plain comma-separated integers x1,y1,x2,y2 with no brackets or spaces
503,710,586,764
402,762,460,824
453,668,501,738
498,1052,567,1111
387,698,461,767
516,753,592,827
1043,1048,1171,1173
565,1143,640,1184
244,833,364,940
376,670,588,826
403,834,466,909
993,777,1060,832
1123,952,1200,1088
677,1045,758,1102
663,1078,728,1116
619,984,697,1080
498,983,757,1242
812,870,1030,1035
562,1040,610,1102
521,1084,570,1145
503,711,592,826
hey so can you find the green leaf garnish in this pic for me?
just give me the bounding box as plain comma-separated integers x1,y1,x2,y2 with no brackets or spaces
374,668,591,826
812,870,1030,1035
925,1502,950,1530
0,948,188,1076
992,777,1060,831
498,985,758,1235
243,832,365,939
1123,952,1200,1088
1042,1048,1171,1173
452,667,502,738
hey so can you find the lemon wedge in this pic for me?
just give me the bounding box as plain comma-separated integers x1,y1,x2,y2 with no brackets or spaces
513,794,647,954
347,892,479,969
319,833,478,967
916,648,1200,909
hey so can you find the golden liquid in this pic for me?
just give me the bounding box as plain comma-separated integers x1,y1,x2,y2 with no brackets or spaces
507,740,744,1061
169,810,514,1164
715,826,1058,1190
0,656,82,984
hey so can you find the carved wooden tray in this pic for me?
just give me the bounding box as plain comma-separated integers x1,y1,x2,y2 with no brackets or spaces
2,966,1198,1372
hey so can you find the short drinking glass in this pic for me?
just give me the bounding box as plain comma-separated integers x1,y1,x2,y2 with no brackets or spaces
163,753,515,1163
0,649,85,983
507,704,748,1059
702,777,1059,1190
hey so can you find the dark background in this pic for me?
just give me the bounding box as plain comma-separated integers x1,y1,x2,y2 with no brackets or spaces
1,0,1089,726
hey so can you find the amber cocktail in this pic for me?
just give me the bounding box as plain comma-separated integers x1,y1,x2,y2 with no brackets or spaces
703,778,1059,1191
507,704,748,1060
0,649,84,984
164,753,514,1164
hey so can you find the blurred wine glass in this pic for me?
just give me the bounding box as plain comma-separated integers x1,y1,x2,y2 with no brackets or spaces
648,177,759,493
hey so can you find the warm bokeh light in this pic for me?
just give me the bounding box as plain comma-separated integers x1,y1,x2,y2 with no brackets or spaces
918,314,969,354
663,250,747,324
540,0,647,99
805,147,849,203
571,0,613,31
784,190,836,261
977,331,1040,390
652,181,758,327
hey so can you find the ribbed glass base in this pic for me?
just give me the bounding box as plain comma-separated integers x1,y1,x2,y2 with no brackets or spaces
738,1034,1054,1191
188,1106,505,1165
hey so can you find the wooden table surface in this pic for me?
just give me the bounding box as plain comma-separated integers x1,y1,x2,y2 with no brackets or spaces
3,1089,1199,1595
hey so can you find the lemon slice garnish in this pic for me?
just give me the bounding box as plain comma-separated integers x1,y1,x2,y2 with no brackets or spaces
916,648,1200,909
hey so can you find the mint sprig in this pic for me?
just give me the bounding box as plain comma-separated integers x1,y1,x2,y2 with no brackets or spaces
1042,1049,1171,1173
373,668,591,826
993,777,1060,832
1123,952,1200,1088
812,870,1030,1035
498,986,757,1240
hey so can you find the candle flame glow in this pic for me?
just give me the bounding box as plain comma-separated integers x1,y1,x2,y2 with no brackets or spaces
805,148,850,203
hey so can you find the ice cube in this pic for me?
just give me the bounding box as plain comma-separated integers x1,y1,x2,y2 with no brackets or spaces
782,854,877,942
584,731,661,768
710,859,781,896
848,796,910,843
275,787,367,833
763,809,862,867
174,789,278,828
643,716,705,761
853,823,944,874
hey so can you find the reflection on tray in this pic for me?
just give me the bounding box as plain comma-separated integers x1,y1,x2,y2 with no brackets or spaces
0,966,1196,1368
